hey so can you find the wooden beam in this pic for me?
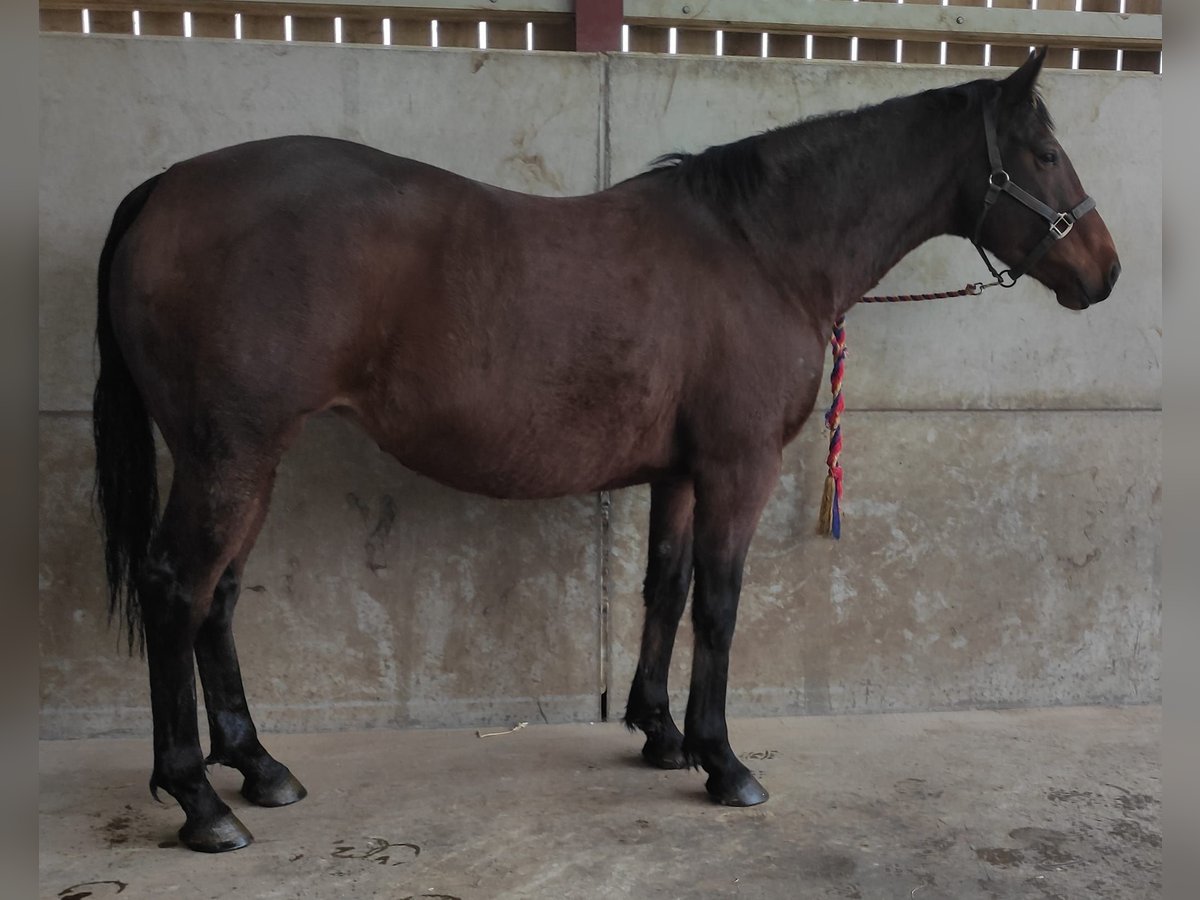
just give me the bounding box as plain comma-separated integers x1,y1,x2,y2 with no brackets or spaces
624,0,1161,52
41,1,573,23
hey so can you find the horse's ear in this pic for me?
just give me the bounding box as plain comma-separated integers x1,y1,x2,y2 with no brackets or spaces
1001,46,1047,106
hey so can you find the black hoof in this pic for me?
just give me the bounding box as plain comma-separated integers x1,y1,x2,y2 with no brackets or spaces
641,738,687,770
179,810,254,853
705,770,769,807
242,767,308,807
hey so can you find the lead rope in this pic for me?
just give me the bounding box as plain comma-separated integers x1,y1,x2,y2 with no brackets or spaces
817,280,999,539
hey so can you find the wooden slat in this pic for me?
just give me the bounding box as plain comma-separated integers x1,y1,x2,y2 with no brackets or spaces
945,0,985,67
291,14,335,41
341,14,386,43
989,0,1035,68
436,18,479,47
901,0,943,66
1078,0,1118,70
767,32,808,61
627,24,668,54
242,13,287,40
675,27,714,56
1036,0,1078,69
1123,0,1161,72
43,1,572,19
87,9,134,34
487,20,528,49
532,19,574,49
721,30,762,58
139,10,183,36
388,16,434,45
811,35,852,62
39,8,82,32
857,0,898,64
624,0,1161,51
193,13,236,38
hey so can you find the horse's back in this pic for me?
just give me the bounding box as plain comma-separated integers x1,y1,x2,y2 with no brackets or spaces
106,135,808,496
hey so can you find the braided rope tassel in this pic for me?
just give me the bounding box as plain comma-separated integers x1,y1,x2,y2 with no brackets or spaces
818,314,846,539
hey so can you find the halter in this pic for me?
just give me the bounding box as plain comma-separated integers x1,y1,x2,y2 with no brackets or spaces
818,94,1098,540
970,95,1097,289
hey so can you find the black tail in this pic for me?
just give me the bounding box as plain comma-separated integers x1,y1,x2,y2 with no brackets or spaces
93,174,162,655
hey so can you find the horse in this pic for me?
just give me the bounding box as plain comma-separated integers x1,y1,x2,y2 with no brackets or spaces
91,47,1119,852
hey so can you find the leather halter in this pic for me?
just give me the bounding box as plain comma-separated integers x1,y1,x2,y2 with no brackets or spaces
970,97,1097,288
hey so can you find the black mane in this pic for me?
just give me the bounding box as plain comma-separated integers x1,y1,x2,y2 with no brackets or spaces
635,76,1052,215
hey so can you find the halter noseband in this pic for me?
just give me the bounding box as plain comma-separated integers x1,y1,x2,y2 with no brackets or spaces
970,96,1097,288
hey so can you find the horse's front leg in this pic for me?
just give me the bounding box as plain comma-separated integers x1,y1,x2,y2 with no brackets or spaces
624,479,695,769
682,454,780,806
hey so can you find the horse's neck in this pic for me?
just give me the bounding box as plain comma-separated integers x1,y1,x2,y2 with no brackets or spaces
757,99,979,319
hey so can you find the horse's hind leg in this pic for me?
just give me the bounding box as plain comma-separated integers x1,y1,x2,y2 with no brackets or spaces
623,479,694,769
683,454,780,807
141,455,273,852
195,470,307,808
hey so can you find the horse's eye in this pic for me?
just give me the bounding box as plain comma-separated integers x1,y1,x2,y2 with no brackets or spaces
1038,150,1059,166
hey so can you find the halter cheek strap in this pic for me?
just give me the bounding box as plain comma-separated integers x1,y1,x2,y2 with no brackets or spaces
970,98,1097,287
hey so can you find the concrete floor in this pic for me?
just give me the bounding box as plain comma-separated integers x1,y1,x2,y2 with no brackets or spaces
40,706,1160,900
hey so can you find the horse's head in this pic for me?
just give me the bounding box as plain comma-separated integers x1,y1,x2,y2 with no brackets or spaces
970,47,1120,310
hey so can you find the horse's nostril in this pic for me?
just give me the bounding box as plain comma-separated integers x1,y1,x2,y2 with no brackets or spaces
1109,261,1122,289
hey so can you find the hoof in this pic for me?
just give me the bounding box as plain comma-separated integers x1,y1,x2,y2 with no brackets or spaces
179,810,253,853
641,738,687,770
705,770,769,807
242,767,308,808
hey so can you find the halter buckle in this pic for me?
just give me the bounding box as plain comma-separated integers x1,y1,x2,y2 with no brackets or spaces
989,170,1010,189
997,270,1017,288
1050,213,1075,240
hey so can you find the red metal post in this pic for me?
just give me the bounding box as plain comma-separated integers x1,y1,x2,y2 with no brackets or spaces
575,0,623,51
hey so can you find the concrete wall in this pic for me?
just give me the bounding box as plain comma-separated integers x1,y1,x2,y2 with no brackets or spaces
39,35,1161,738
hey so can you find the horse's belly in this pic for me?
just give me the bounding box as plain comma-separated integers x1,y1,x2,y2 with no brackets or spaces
340,402,676,500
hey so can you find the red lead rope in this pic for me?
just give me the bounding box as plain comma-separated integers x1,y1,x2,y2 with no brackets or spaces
817,282,984,539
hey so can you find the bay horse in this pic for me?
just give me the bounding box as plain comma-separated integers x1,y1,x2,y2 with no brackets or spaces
92,48,1119,852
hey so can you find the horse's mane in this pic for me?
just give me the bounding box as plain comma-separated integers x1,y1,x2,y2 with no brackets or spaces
635,77,1053,215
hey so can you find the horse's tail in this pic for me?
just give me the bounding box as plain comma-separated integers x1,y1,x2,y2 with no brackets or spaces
93,174,162,655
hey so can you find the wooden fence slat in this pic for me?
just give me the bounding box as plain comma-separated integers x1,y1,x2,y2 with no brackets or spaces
192,13,236,38
721,29,763,58
139,10,181,36
486,20,528,49
857,0,897,64
1077,0,1118,70
767,32,808,61
87,9,133,34
341,14,385,43
532,20,574,49
900,0,944,65
627,24,669,54
436,18,479,47
40,8,82,32
241,13,286,40
811,34,851,62
675,27,714,56
1123,0,1161,72
290,14,335,41
387,17,433,45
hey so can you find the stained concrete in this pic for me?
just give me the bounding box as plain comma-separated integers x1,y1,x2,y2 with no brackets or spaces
39,706,1160,899
608,411,1161,720
40,414,603,738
